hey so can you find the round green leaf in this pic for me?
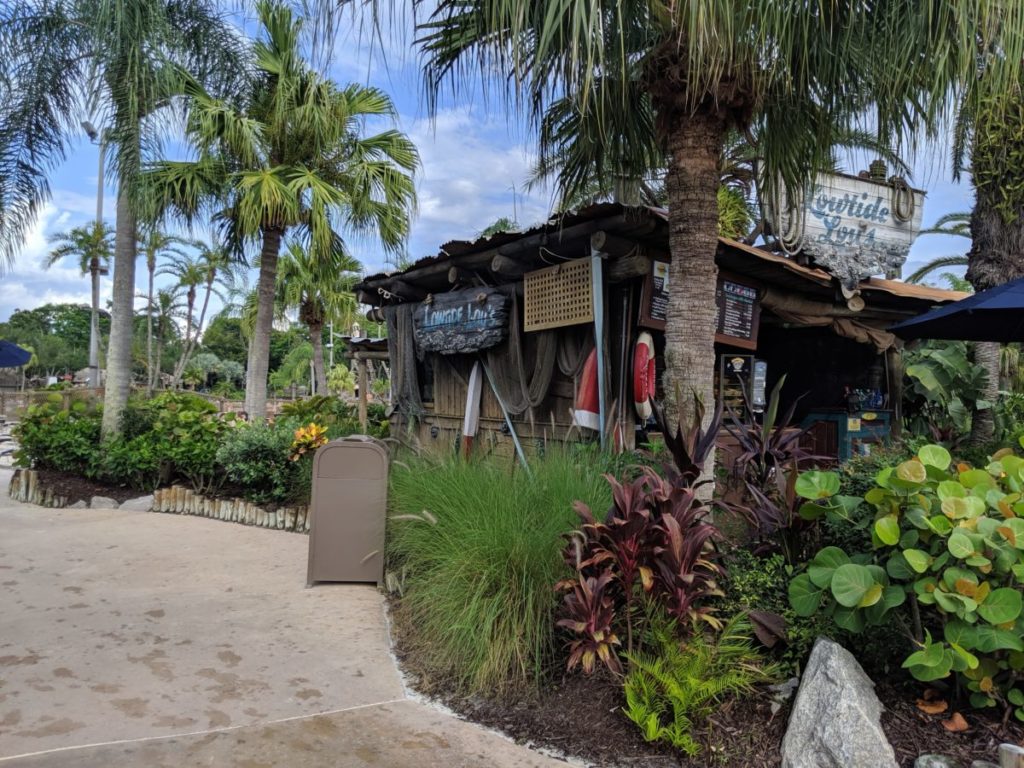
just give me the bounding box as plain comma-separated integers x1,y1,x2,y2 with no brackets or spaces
904,549,931,573
948,531,975,559
896,460,927,484
789,573,824,616
919,444,952,470
830,563,875,608
874,515,901,546
977,588,1023,625
794,471,841,500
808,546,850,588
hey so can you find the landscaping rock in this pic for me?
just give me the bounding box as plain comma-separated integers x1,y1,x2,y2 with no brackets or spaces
119,495,154,513
916,756,960,768
89,496,120,510
781,637,897,768
68,500,88,509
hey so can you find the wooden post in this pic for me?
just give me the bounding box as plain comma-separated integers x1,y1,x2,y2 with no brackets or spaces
357,358,369,432
886,346,904,438
1000,743,1024,768
591,245,608,450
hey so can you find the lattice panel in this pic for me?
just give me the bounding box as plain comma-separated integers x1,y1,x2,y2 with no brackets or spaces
523,258,593,332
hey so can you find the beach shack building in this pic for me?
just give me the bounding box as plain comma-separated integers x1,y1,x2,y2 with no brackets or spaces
354,198,966,464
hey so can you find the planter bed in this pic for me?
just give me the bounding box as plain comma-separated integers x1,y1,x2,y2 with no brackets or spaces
7,468,138,507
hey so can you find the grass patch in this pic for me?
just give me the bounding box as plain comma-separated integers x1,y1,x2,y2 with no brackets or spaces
387,450,612,696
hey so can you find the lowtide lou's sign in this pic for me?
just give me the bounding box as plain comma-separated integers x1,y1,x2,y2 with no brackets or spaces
774,172,925,288
413,288,509,354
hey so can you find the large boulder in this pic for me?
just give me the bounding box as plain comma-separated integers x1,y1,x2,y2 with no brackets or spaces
89,496,120,510
119,495,153,513
781,637,897,768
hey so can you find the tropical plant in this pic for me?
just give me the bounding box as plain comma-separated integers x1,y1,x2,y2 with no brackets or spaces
216,422,302,504
328,364,356,396
146,0,417,423
269,341,313,394
276,242,360,395
790,443,1024,721
623,612,780,756
387,451,612,695
904,341,992,445
137,228,191,392
150,288,185,388
0,0,246,438
413,0,1023,463
559,467,724,674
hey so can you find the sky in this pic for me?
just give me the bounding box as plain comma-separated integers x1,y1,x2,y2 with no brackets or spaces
0,5,975,325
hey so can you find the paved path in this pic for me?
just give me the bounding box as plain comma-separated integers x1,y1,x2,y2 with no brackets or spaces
0,469,564,767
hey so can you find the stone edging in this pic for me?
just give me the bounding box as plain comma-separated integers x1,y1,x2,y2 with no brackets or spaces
7,469,310,533
152,486,310,533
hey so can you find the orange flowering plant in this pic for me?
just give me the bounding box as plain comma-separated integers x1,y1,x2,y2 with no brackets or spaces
289,423,328,462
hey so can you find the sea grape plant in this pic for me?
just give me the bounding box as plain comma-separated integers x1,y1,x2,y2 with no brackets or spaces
557,467,724,674
790,443,1024,718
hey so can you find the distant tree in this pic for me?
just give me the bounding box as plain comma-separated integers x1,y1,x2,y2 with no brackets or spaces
137,228,190,392
200,314,248,367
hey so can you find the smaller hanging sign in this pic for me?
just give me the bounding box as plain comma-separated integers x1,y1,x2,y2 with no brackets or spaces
413,287,509,354
639,260,671,330
715,275,761,350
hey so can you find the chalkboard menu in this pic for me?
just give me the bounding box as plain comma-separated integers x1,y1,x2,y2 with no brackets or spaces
715,277,760,350
639,260,671,330
413,287,509,354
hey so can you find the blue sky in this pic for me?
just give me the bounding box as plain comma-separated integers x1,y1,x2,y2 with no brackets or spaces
0,6,974,324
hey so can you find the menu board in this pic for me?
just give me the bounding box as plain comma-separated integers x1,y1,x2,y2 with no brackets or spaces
640,263,761,351
715,277,760,350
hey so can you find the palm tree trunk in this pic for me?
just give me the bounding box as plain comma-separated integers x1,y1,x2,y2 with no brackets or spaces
662,110,726,484
172,290,196,388
245,227,284,422
175,279,213,388
146,256,155,395
89,255,101,390
308,319,328,395
101,189,138,439
155,321,164,390
969,341,1000,446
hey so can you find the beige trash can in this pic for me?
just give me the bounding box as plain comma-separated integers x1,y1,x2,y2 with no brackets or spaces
306,436,388,586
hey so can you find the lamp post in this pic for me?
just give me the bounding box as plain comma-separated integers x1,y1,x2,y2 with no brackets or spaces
82,121,106,390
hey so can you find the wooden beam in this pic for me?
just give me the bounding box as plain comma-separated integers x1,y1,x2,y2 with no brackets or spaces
491,253,527,275
351,350,390,361
382,279,429,302
357,358,369,431
448,266,474,284
608,252,652,282
357,290,375,306
365,307,384,323
591,230,640,258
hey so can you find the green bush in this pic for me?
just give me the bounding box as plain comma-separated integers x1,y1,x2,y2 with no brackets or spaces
387,451,612,695
791,443,1024,717
623,612,779,756
14,398,101,476
97,434,162,491
216,423,300,504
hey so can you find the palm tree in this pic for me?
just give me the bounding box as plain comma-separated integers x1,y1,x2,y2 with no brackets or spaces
137,228,191,393
906,213,971,285
150,288,186,389
145,1,417,422
415,1,1023,453
1,0,245,438
45,222,114,387
276,241,360,395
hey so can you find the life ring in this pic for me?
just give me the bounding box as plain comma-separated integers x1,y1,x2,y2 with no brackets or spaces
633,332,656,420
573,348,600,431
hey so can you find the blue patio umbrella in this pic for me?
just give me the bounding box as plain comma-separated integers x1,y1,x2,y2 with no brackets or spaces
891,277,1024,343
0,340,31,368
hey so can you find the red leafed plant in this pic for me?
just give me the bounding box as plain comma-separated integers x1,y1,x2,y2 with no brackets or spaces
557,465,724,676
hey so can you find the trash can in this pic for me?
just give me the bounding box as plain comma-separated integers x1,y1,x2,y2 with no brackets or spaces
306,436,388,587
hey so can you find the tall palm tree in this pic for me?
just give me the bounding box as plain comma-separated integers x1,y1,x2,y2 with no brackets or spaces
174,242,238,386
137,228,191,392
906,213,971,285
0,0,245,438
276,241,360,395
150,288,186,389
45,222,114,387
415,0,1023,460
145,1,417,422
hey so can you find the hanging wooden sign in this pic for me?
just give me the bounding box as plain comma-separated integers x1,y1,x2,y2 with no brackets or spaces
639,260,670,330
413,287,509,354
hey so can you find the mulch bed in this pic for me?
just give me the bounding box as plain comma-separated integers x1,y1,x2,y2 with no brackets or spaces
390,596,1024,767
880,680,1024,768
27,469,140,506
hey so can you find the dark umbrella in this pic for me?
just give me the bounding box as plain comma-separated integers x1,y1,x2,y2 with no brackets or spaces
0,340,32,368
891,277,1024,342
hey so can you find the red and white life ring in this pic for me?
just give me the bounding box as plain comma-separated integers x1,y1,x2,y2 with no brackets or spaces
633,332,656,420
573,348,601,431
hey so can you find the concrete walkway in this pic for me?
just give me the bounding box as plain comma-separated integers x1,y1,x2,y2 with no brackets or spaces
0,470,564,767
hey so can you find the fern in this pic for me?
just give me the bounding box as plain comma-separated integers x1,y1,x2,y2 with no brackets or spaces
622,612,780,756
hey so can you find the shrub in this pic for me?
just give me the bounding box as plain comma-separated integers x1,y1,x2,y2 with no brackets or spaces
216,423,300,505
791,443,1024,717
623,612,780,756
97,434,161,491
14,398,101,476
387,451,612,695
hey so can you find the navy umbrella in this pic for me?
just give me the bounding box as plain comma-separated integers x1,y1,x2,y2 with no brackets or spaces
0,340,31,368
891,276,1024,343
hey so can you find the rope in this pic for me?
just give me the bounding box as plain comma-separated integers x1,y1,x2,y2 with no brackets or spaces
889,176,915,223
557,326,594,378
384,304,424,416
485,291,558,416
